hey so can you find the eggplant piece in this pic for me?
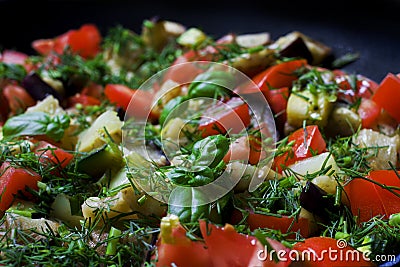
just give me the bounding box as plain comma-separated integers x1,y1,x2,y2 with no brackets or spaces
278,36,313,63
0,89,10,122
299,181,340,221
21,72,63,102
271,31,332,65
62,73,89,97
142,18,186,51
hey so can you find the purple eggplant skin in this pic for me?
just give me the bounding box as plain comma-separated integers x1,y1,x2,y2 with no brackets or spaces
299,181,340,221
21,72,63,103
279,36,313,63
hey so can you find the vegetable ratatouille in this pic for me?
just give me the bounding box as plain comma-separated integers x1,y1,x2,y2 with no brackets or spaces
0,19,399,267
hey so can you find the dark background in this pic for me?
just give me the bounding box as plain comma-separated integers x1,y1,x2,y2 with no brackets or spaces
1,0,400,83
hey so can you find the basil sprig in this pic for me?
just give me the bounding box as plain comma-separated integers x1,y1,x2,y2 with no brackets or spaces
3,112,71,141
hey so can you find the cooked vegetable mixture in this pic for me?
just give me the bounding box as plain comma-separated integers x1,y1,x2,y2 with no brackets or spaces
0,19,399,267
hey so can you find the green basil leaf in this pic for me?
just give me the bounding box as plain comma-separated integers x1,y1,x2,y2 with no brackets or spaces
2,112,70,142
168,188,209,223
191,134,229,169
3,112,50,138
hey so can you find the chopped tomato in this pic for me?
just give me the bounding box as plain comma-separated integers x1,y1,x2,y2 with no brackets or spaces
247,213,313,238
0,162,41,212
154,215,212,267
33,141,74,169
368,170,400,217
372,73,400,122
223,135,265,165
80,82,103,99
3,83,36,114
104,84,156,119
32,24,102,59
357,98,381,128
292,236,374,266
273,125,327,173
0,50,34,72
162,50,204,84
268,87,289,117
104,84,134,110
236,59,307,95
67,93,101,107
31,39,54,56
334,71,379,102
198,97,251,138
66,24,102,59
344,170,400,223
269,87,289,133
199,220,291,267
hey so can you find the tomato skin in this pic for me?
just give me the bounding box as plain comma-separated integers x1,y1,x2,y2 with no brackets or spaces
162,50,205,84
0,50,34,72
256,59,307,89
199,220,291,267
372,73,400,122
273,125,326,173
155,226,212,267
67,93,101,107
3,84,36,114
104,84,136,111
32,38,54,55
67,24,102,59
357,98,381,129
268,87,289,116
344,170,400,223
292,236,374,267
32,24,102,59
104,84,157,120
366,170,400,218
237,59,307,95
154,217,212,267
0,162,41,212
247,213,313,238
334,71,379,102
344,178,385,223
80,82,103,99
223,135,265,165
198,97,251,138
33,141,74,170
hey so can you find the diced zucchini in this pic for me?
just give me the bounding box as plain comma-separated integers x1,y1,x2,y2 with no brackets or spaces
177,28,207,47
287,90,334,128
286,152,340,177
50,193,84,227
77,142,123,179
77,110,123,152
284,152,341,195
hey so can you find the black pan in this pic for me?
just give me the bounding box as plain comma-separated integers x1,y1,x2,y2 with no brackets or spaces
1,0,400,82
